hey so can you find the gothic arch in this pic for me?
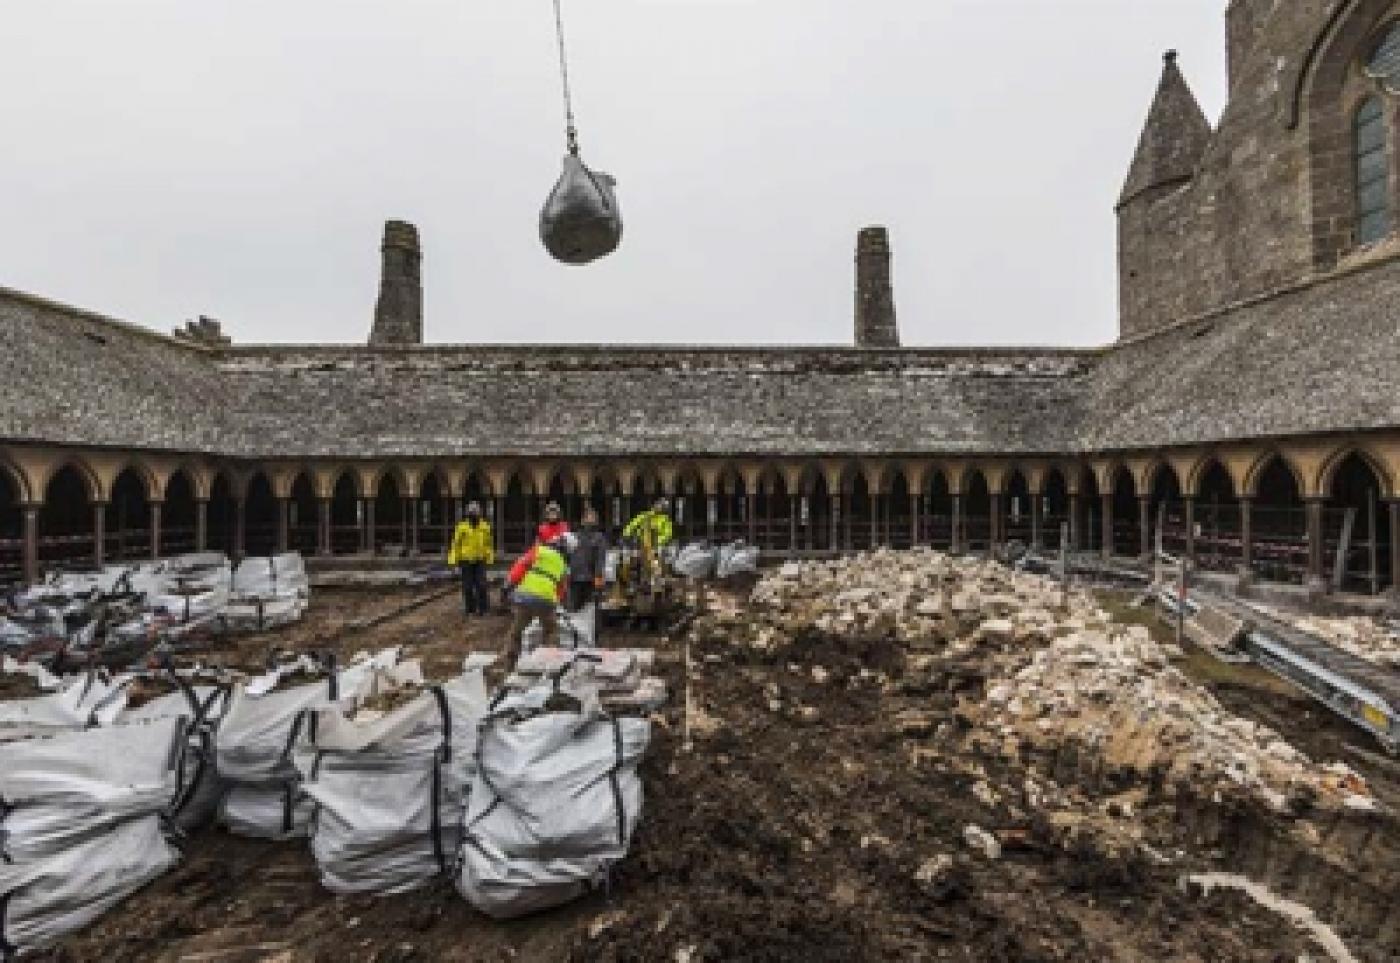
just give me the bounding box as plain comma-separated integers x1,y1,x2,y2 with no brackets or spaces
1316,443,1394,499
1242,450,1308,498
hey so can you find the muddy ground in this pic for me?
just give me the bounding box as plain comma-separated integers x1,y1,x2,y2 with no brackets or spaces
30,583,1400,962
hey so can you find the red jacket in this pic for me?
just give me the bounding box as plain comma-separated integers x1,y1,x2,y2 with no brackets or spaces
507,545,568,602
536,520,571,544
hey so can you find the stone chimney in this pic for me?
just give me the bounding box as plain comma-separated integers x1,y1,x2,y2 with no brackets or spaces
173,315,231,347
854,226,899,348
369,220,423,346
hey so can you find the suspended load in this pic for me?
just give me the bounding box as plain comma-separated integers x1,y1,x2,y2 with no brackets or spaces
539,0,622,265
540,156,622,265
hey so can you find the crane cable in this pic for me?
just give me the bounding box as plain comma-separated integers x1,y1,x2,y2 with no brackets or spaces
552,0,580,156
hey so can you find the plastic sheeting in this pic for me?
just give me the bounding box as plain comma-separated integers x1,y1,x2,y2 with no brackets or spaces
455,688,649,919
540,154,622,265
295,670,490,894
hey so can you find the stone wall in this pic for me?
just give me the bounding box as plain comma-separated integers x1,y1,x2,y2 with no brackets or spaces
1116,2,1341,341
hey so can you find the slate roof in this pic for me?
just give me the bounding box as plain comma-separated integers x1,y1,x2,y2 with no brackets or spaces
2,254,1398,460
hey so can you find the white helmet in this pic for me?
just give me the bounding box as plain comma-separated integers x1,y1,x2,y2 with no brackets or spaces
552,531,579,555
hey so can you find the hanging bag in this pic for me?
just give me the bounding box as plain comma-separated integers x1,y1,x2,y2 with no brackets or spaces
539,0,623,265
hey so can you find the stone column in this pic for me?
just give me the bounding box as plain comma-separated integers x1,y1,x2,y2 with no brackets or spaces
789,496,798,552
93,503,106,567
990,493,1004,548
829,494,841,552
22,505,39,585
318,498,331,557
1101,493,1113,560
1030,494,1042,551
910,492,920,546
408,498,419,555
746,495,757,545
870,495,880,548
1068,493,1080,550
195,499,208,552
707,495,718,542
1239,497,1254,580
364,499,376,554
276,498,289,554
1306,497,1326,590
1389,501,1400,597
950,494,963,553
1138,496,1151,561
150,502,163,560
490,497,503,556
1184,497,1197,564
233,498,246,561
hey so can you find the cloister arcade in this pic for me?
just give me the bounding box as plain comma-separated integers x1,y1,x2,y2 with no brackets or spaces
3,437,1399,596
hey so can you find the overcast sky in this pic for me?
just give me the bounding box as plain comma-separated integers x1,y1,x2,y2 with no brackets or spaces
1,1,1227,347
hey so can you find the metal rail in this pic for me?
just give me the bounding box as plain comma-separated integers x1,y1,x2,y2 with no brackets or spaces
1155,583,1400,754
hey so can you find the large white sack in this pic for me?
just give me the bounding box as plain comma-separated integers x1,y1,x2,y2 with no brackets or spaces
217,781,315,840
672,543,716,580
0,717,186,863
716,543,760,579
0,673,129,742
296,671,489,894
0,815,179,955
455,699,649,919
520,604,596,653
232,553,308,597
215,657,385,783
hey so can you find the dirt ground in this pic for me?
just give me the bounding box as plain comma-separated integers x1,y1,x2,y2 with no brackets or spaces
28,581,1400,962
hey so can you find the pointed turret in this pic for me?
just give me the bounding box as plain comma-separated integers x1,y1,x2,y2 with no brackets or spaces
1116,51,1212,209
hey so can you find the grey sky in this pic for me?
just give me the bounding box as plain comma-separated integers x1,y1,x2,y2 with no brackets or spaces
1,1,1226,347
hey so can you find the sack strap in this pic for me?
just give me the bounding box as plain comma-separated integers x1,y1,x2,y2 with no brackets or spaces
607,716,627,847
0,889,16,961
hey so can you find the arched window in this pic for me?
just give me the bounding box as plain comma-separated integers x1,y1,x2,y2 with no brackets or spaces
1356,96,1390,245
1364,22,1400,94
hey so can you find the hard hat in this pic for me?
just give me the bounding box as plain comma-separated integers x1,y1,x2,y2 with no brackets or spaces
466,500,482,513
544,501,562,516
654,497,670,512
551,531,579,554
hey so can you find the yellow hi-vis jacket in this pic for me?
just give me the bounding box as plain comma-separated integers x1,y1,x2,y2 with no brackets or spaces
447,518,495,566
623,509,674,547
517,544,568,604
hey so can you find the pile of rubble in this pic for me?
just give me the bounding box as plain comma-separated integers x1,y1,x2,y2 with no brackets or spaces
1281,612,1400,669
694,549,1373,815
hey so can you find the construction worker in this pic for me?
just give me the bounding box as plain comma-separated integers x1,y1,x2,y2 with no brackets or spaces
569,508,609,636
623,497,674,549
536,500,571,544
505,531,575,666
447,501,494,616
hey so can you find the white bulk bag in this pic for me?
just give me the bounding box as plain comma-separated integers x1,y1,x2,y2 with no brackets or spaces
295,670,490,894
0,815,179,955
0,716,186,863
455,693,649,919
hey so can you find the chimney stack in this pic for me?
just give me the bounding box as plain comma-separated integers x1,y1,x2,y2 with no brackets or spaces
369,220,423,346
855,226,899,348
